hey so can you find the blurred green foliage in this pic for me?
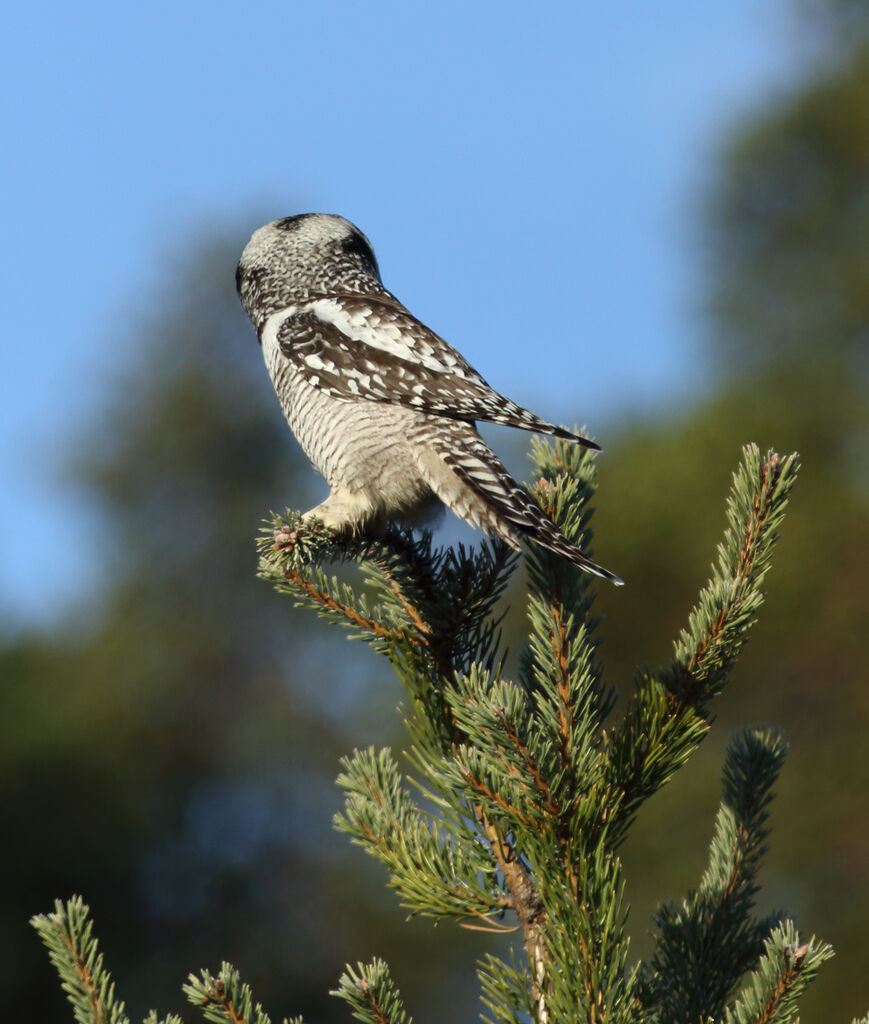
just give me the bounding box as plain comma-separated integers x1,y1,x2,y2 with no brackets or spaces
4,4,868,1021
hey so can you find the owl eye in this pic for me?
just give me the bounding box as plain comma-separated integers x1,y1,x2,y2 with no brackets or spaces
341,232,378,272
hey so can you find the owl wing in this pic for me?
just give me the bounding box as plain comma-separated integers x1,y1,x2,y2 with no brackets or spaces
271,295,600,449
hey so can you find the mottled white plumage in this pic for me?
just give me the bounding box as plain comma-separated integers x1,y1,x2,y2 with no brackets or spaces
236,214,622,585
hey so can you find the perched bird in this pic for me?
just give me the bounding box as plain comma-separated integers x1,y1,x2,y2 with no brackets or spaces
236,214,622,585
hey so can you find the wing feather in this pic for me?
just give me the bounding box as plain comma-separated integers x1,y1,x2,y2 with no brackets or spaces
274,295,600,449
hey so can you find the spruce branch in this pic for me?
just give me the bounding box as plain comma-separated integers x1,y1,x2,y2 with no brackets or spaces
445,669,560,829
478,949,536,1024
640,728,790,1023
722,921,833,1024
31,896,129,1024
261,512,539,998
530,841,636,1024
607,446,800,841
671,445,799,699
521,437,616,828
32,899,305,1024
183,963,298,1024
335,745,509,921
332,959,412,1024
259,512,517,749
496,436,634,1023
258,512,418,652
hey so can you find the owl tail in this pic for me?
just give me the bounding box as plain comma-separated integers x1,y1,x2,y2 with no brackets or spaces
414,423,623,586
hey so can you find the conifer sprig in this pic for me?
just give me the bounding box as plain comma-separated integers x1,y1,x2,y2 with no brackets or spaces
671,446,799,698
258,513,517,749
639,727,791,1022
30,897,129,1024
477,949,536,1024
331,959,411,1024
335,745,508,921
521,435,616,825
258,514,516,681
607,446,800,842
722,922,833,1024
182,963,296,1024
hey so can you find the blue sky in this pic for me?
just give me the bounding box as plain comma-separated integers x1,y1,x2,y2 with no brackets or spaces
2,1,796,626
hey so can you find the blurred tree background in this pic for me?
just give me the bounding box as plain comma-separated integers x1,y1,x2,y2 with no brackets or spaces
592,4,869,1018
3,3,868,1021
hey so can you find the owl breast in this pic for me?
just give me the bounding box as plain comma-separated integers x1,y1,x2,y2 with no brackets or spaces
262,330,441,527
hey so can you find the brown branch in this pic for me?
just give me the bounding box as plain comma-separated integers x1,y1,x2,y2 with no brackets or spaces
501,719,561,820
476,807,549,1021
461,765,535,828
280,566,407,643
203,978,247,1024
755,945,809,1024
685,454,781,678
381,569,431,640
738,454,779,578
549,603,574,777
60,929,108,1024
354,975,393,1024
721,823,752,903
459,917,521,933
